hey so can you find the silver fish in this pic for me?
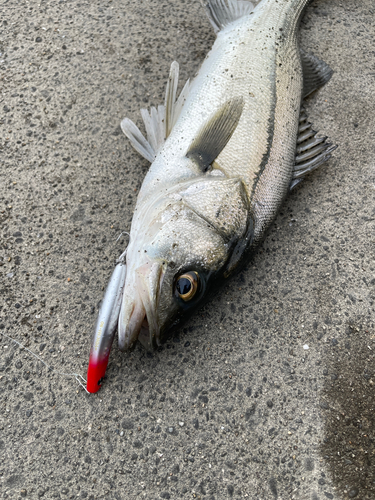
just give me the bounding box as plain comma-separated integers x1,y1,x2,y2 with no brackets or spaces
87,0,336,391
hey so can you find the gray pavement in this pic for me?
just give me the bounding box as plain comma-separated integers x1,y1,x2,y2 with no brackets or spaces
0,0,374,499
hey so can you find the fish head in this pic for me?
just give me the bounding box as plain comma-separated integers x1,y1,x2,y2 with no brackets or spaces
118,176,253,350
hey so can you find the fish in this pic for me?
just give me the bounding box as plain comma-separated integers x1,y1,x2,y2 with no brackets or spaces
86,0,336,393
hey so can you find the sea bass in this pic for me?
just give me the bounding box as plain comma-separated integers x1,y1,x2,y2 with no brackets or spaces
87,0,336,392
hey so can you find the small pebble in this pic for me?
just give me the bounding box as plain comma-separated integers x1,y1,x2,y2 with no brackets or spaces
303,344,309,350
348,488,359,498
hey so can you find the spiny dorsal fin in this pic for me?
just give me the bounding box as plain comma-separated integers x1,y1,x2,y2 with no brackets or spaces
202,0,255,33
290,108,337,190
301,50,333,98
121,61,190,162
186,97,244,172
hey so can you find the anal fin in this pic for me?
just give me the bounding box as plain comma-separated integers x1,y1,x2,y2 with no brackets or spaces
290,108,337,191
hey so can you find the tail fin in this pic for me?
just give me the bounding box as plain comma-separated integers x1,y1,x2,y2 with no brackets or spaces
202,0,255,33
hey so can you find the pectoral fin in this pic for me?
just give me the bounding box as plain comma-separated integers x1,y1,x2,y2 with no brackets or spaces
186,97,244,172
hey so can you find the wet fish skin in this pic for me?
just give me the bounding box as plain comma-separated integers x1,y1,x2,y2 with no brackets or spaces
113,0,333,353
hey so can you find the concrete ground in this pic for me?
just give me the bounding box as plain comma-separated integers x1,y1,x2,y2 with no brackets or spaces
0,0,374,499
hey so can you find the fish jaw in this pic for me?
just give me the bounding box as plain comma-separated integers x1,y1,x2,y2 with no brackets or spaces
118,261,164,351
117,285,146,351
136,261,164,349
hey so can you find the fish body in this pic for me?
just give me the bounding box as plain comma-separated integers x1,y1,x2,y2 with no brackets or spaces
87,0,335,392
136,0,306,242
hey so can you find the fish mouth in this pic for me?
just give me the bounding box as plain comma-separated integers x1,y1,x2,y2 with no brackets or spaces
118,261,164,351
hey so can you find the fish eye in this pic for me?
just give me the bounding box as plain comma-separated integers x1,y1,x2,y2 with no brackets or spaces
175,271,199,301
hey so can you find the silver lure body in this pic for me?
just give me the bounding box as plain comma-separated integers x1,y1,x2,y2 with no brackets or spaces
91,0,334,359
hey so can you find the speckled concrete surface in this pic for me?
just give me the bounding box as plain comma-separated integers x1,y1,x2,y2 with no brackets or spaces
0,1,374,499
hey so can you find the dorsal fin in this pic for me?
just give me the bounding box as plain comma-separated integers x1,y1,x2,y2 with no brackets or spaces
290,108,337,190
202,0,255,33
186,97,244,172
301,50,333,98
